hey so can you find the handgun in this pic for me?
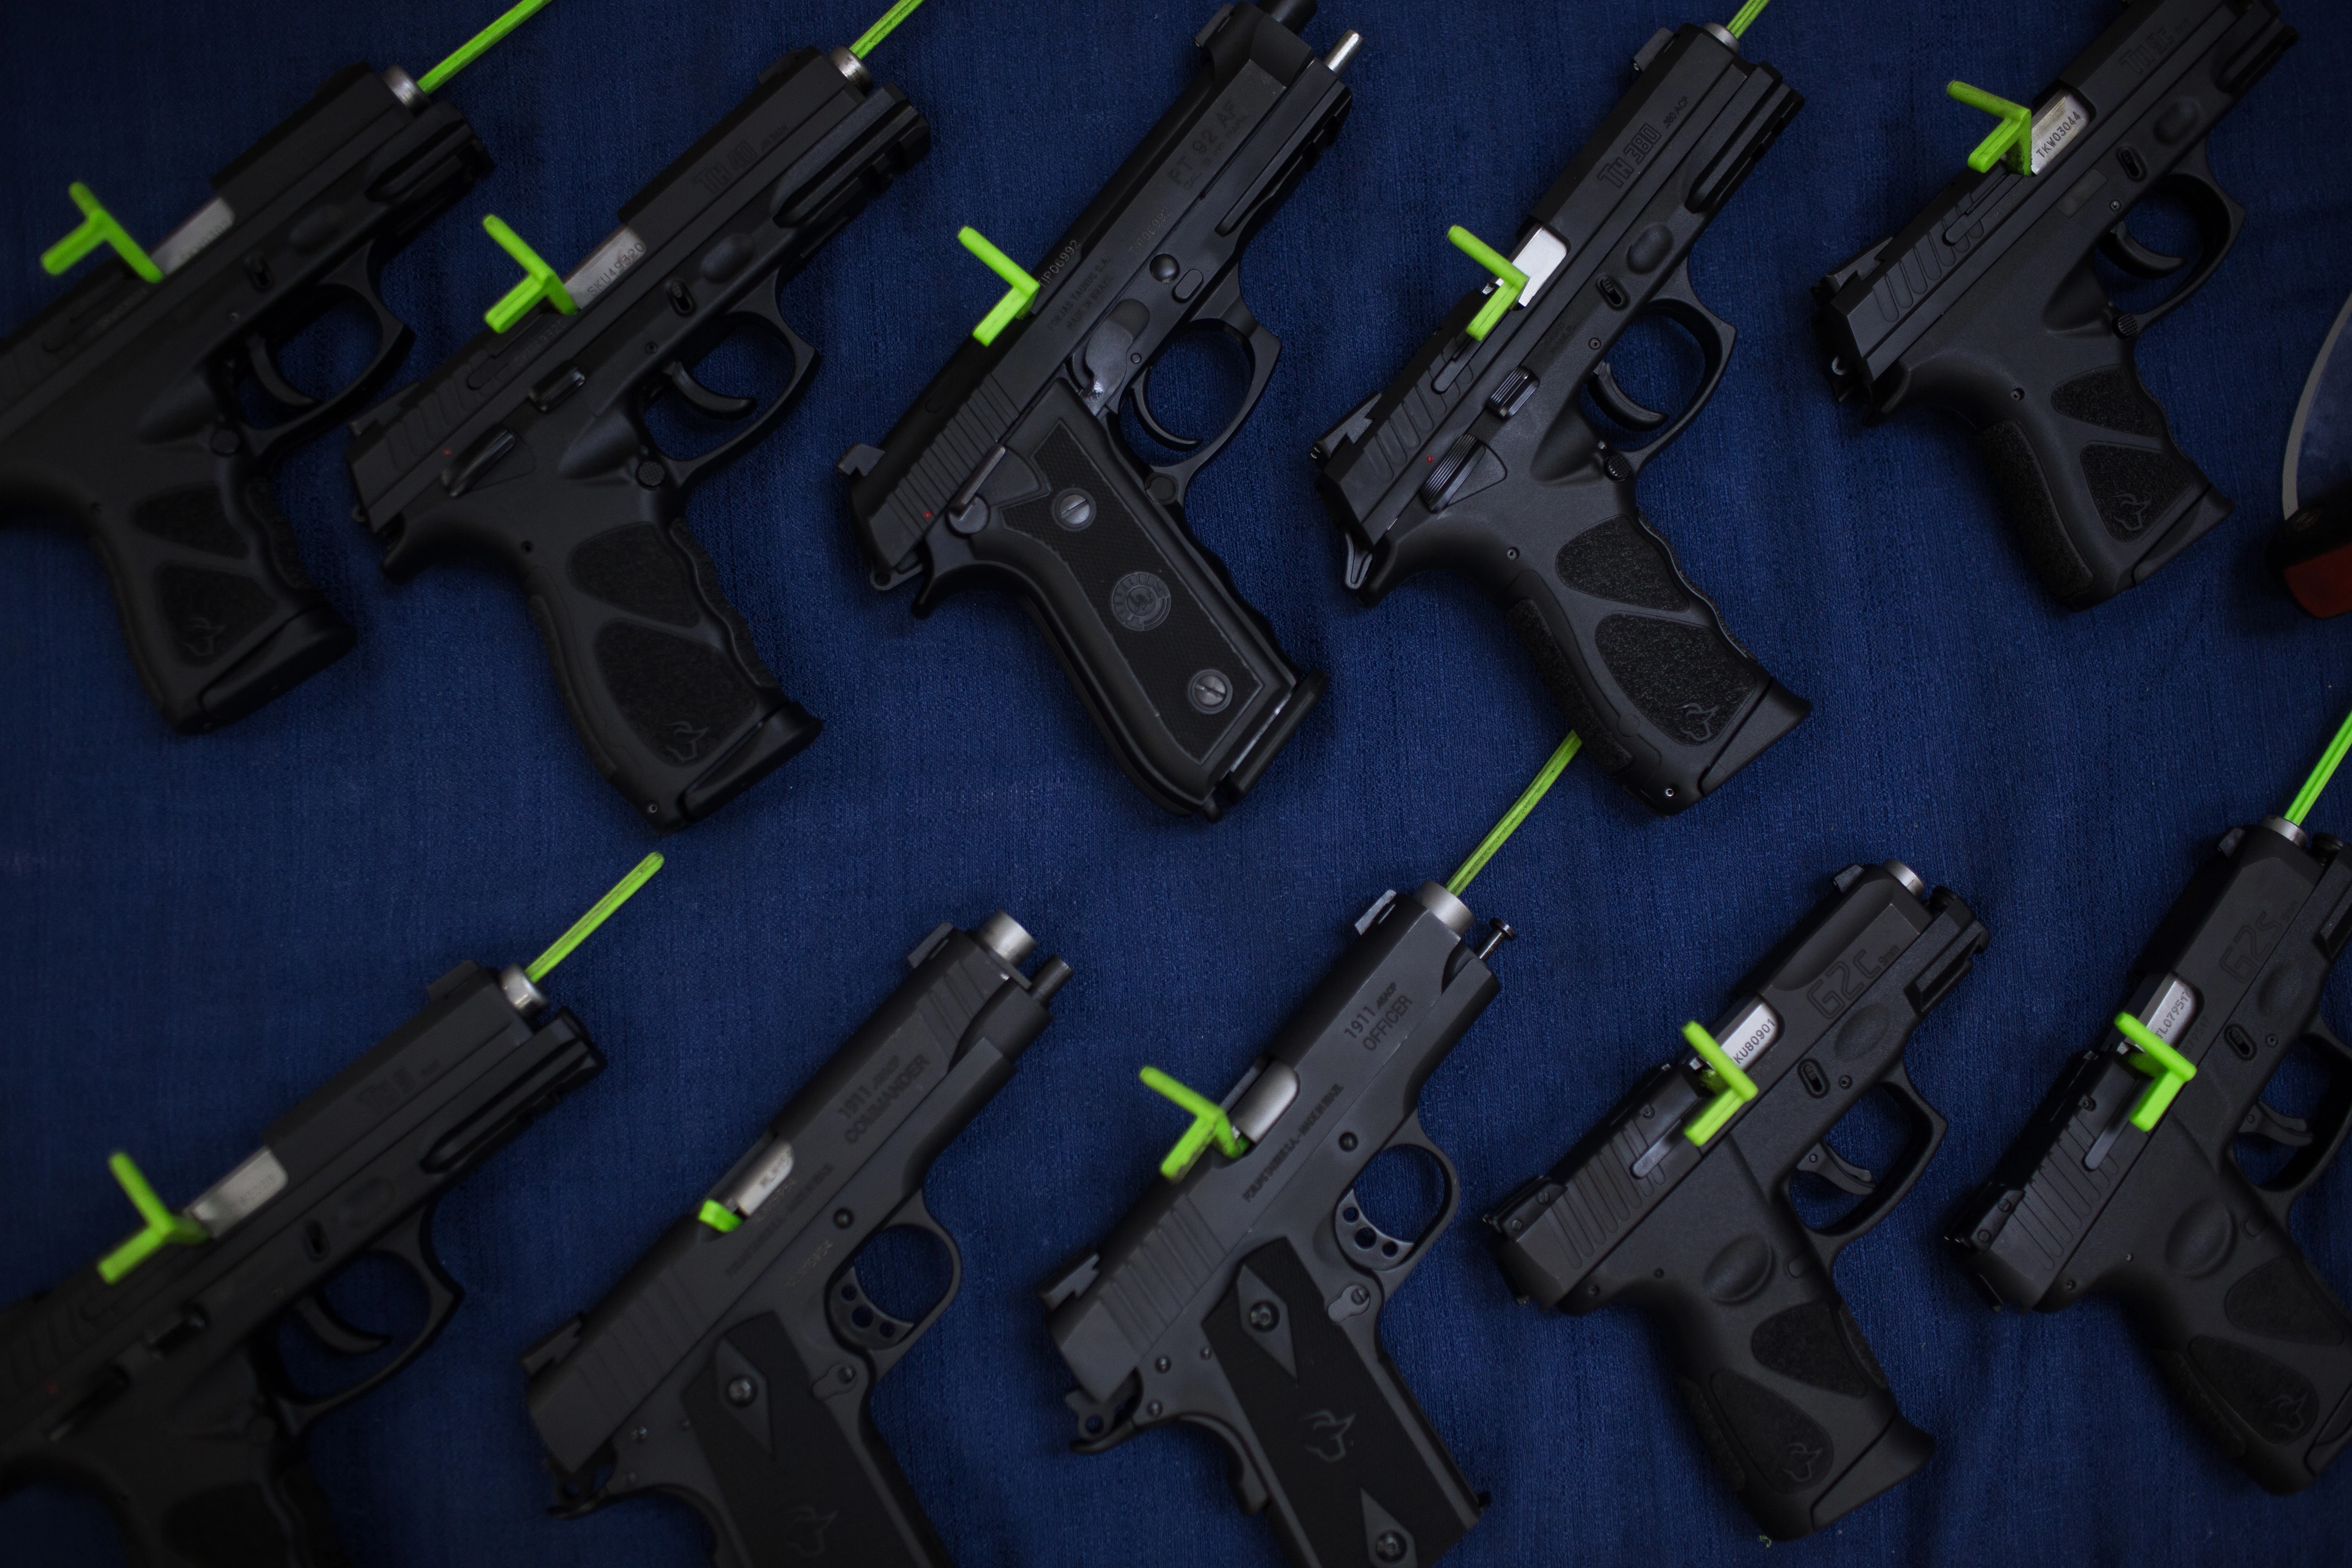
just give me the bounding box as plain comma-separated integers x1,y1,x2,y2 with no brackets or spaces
0,857,655,1568
1039,880,1512,1568
1949,812,2352,1492
345,24,931,831
1486,861,1987,1539
1312,16,1808,817
522,911,1069,1567
839,0,1357,821
1815,0,2297,608
0,54,493,730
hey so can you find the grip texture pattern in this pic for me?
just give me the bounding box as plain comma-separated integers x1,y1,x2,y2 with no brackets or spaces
1201,1239,1476,1568
681,1312,944,1568
1974,421,2092,599
1001,423,1259,763
1594,615,1763,749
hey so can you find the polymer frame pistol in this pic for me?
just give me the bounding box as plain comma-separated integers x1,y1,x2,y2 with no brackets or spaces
348,34,931,830
1314,16,1808,816
1487,861,1987,1539
842,0,1356,821
0,938,611,1567
1816,0,2296,607
0,58,490,730
1949,813,2352,1492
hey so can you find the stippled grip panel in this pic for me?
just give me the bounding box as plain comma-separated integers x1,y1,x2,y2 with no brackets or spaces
2123,1212,2352,1493
76,459,351,732
1501,505,1805,816
88,1340,354,1568
1658,1242,1929,1540
1947,291,2229,607
1200,1240,1480,1568
522,509,817,832
679,1313,951,1568
961,380,1318,819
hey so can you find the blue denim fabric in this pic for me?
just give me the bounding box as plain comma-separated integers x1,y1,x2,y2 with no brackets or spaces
1,1,2347,1563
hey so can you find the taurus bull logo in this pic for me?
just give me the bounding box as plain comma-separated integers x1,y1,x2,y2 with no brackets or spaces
1301,1409,1356,1464
783,1504,840,1558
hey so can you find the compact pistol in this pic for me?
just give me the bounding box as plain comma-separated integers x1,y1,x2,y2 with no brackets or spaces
1950,814,2352,1492
348,40,930,829
0,62,489,730
1487,861,1987,1539
523,912,1069,1567
1041,881,1511,1568
1816,0,2296,607
1314,17,1808,815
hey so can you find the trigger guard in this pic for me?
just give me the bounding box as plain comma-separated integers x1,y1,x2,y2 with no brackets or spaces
832,1188,963,1381
659,299,818,490
1802,1063,1947,1261
272,1209,462,1438
1141,269,1280,504
2249,1019,2352,1216
1329,1114,1462,1285
240,247,413,462
2098,221,2187,280
1128,364,1202,452
2110,146,2246,334
1617,263,1734,474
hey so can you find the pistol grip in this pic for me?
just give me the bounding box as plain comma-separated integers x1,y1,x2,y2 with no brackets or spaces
389,462,817,830
524,506,817,831
925,380,1319,819
1621,1160,1928,1539
1432,460,1804,812
679,1312,952,1568
80,1338,352,1568
1200,1239,1480,1568
54,452,352,731
2111,1156,2352,1491
1929,263,2230,606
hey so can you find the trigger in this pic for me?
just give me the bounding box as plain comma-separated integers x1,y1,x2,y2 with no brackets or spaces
662,359,757,419
2241,1100,2314,1147
1798,1141,1878,1197
2099,222,2186,280
1588,361,1667,431
242,332,319,413
291,1291,391,1357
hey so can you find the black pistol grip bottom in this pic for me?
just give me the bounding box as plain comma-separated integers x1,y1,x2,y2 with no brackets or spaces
1961,335,2230,608
679,1313,952,1568
148,1460,350,1568
1624,1168,1926,1540
98,1342,354,1568
528,518,816,832
1200,1240,1481,1568
93,468,352,732
2124,1214,2352,1493
1664,1270,1930,1540
977,386,1315,819
1500,507,1805,815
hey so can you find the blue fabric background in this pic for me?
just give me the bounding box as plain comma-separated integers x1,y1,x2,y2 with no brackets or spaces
3,0,2348,1563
